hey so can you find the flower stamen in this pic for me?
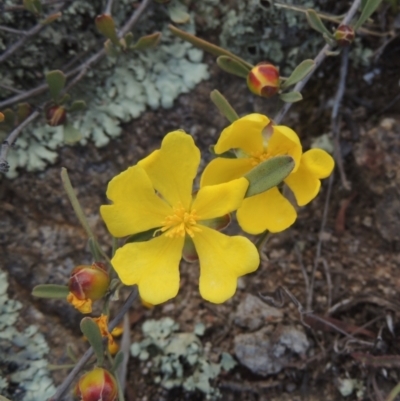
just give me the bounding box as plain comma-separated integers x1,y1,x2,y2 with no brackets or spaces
161,204,201,238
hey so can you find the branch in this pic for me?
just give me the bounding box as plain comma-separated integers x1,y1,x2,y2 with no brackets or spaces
0,0,152,172
0,4,64,65
104,0,115,15
0,0,152,110
274,0,362,124
48,288,138,401
0,110,41,173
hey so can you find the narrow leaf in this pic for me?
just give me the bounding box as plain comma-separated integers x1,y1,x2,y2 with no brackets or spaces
112,351,124,372
279,91,303,103
45,70,66,101
80,318,104,366
40,11,62,25
210,90,239,123
216,56,250,78
244,156,295,198
354,0,383,30
104,39,119,57
306,9,334,38
281,60,315,89
131,32,162,50
169,25,253,69
67,344,78,363
167,2,190,24
23,0,42,14
88,237,102,260
32,284,69,299
63,123,82,144
69,100,86,113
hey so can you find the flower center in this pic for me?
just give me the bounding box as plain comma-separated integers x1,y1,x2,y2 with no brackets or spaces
161,204,201,238
249,150,271,167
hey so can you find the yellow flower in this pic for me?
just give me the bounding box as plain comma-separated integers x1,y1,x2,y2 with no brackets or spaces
92,314,122,355
201,113,334,234
101,131,259,305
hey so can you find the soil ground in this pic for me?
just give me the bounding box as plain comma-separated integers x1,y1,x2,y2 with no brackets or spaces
1,5,400,401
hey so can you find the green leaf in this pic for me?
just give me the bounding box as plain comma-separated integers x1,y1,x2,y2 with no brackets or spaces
63,123,82,144
32,284,69,299
69,100,86,113
131,32,162,50
58,93,71,105
112,351,124,372
279,91,303,103
95,14,120,47
45,70,66,101
80,317,104,366
17,102,31,123
167,1,190,24
104,39,119,57
67,344,78,363
216,56,250,78
210,90,239,123
306,9,334,38
182,237,198,262
244,156,295,198
124,32,134,48
354,0,383,30
169,25,253,70
23,0,42,14
281,60,315,89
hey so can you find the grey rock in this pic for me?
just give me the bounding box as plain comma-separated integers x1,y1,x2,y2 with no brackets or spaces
234,325,310,376
234,294,283,331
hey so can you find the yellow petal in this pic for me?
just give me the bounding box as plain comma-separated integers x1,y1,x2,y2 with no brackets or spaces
200,157,253,187
193,178,248,220
193,226,259,303
111,234,184,305
301,148,335,178
139,131,200,209
214,114,269,155
101,166,172,237
268,125,302,171
284,150,334,206
236,187,297,234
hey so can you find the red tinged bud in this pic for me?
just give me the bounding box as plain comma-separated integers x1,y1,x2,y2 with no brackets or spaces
67,262,110,314
247,62,280,98
74,368,118,401
334,25,355,47
46,105,67,126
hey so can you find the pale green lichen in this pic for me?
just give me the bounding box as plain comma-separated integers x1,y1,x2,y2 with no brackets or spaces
131,317,236,400
1,2,209,178
0,270,56,401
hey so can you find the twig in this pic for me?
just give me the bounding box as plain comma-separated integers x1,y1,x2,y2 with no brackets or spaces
0,110,41,172
274,0,362,124
0,0,152,110
0,4,64,64
0,0,152,172
3,0,68,12
332,47,351,190
48,288,138,401
104,0,115,15
0,83,23,94
293,241,310,301
306,173,334,311
319,258,332,310
0,25,28,35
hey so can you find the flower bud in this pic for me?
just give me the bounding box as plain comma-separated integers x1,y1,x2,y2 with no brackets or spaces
67,262,110,314
74,367,118,401
46,105,67,126
334,25,355,47
247,63,280,98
